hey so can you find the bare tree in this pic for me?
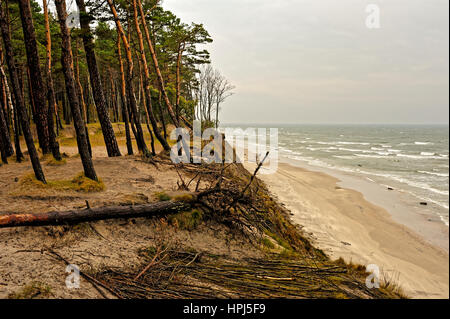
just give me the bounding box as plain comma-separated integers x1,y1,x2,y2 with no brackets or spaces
214,71,235,128
195,65,234,127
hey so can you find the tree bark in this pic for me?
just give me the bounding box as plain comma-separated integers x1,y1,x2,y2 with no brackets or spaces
175,43,185,125
74,38,92,157
0,201,190,229
17,0,50,154
75,0,121,157
133,0,170,152
0,98,9,163
0,1,46,182
0,75,12,160
0,62,22,161
54,0,97,181
43,0,62,161
116,33,133,155
136,0,181,128
106,0,149,156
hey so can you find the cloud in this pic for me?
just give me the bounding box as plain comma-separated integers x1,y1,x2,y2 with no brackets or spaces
163,0,449,124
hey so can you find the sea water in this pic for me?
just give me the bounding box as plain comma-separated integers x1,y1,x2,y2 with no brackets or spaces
224,124,449,226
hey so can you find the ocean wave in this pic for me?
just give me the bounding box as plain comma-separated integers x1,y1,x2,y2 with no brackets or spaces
337,142,371,146
281,153,450,201
418,171,449,177
360,172,450,196
355,154,390,159
316,142,332,145
306,147,321,151
339,147,372,153
397,154,444,160
421,152,436,156
415,142,434,145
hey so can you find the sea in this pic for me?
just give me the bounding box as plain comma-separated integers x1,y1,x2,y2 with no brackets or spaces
223,124,449,227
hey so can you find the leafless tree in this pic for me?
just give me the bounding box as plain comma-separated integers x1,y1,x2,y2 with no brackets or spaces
195,65,234,127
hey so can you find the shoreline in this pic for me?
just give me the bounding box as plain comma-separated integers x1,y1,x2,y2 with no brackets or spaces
249,161,449,299
281,156,449,252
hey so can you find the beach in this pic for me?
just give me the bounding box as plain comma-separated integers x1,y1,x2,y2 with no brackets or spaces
248,161,449,299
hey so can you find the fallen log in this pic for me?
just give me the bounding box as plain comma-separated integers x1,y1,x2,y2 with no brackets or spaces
0,201,191,229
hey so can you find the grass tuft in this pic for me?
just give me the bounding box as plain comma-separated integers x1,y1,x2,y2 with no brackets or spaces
8,282,52,299
156,192,172,202
71,173,106,192
261,237,275,249
46,158,67,166
19,172,105,193
168,209,204,230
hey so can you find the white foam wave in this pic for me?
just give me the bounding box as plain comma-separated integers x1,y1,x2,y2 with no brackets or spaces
421,152,436,156
397,154,444,160
415,142,434,145
418,171,449,177
355,154,390,159
337,142,371,146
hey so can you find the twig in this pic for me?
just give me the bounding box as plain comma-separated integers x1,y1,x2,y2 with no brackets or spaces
134,246,169,281
229,152,270,209
46,250,122,299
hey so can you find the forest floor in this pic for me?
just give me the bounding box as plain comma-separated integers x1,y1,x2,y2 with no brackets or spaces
0,124,406,299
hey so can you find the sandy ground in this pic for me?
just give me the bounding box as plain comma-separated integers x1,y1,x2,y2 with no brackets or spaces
0,145,260,298
249,162,449,299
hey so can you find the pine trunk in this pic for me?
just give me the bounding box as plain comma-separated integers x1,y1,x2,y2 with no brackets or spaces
17,0,51,154
0,3,46,182
55,0,97,181
0,63,23,161
75,0,121,157
133,0,170,152
43,0,62,161
107,0,149,157
135,0,181,128
117,33,133,155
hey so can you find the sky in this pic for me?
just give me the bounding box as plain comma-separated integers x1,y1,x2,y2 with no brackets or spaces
162,0,449,125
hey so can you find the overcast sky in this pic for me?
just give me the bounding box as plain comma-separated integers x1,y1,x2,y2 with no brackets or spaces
163,0,449,124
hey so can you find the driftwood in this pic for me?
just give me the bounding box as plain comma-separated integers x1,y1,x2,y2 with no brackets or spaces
0,201,191,229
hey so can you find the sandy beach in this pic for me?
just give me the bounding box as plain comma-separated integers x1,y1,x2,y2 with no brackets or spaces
249,162,449,299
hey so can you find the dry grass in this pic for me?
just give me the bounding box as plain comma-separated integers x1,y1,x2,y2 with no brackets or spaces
168,209,204,230
17,172,105,193
46,157,67,166
8,282,52,299
93,246,398,299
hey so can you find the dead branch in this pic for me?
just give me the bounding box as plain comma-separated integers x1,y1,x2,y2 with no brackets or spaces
229,152,270,208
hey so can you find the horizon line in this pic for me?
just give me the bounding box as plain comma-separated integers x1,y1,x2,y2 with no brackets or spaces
220,122,450,126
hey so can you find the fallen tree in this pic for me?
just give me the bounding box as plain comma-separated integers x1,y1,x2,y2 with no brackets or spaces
0,201,191,229
0,158,266,230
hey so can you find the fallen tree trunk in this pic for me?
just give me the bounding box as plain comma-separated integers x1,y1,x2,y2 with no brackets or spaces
0,201,191,229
